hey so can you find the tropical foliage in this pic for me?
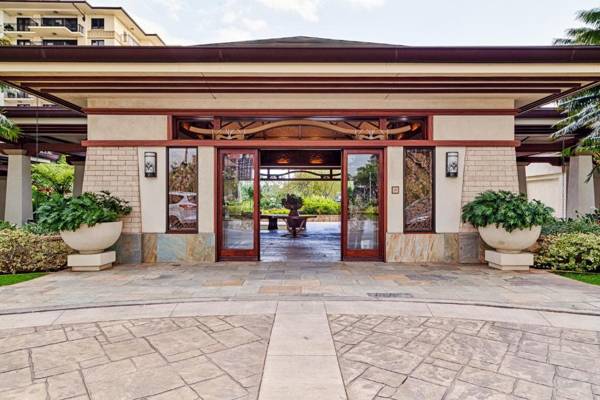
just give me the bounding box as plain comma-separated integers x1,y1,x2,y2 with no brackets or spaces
461,191,554,232
36,191,131,233
542,211,600,236
0,112,20,142
535,233,600,271
302,196,340,215
32,156,74,211
553,7,600,178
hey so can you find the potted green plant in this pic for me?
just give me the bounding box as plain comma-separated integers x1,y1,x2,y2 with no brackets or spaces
37,191,131,254
461,190,553,253
282,194,304,217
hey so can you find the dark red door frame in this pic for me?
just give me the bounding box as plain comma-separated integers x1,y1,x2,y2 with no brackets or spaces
216,149,260,261
341,148,386,262
216,145,386,262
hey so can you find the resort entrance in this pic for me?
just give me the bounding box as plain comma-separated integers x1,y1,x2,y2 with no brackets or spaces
216,148,384,262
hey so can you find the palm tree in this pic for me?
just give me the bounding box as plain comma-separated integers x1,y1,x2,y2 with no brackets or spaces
553,8,600,178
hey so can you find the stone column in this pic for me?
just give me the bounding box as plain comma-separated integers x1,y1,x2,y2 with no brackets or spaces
594,169,600,210
566,155,597,218
72,160,85,197
517,162,528,196
4,149,33,226
0,176,6,220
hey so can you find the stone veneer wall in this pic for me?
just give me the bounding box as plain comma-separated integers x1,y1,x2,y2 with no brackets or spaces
387,147,519,264
82,147,143,263
142,233,215,263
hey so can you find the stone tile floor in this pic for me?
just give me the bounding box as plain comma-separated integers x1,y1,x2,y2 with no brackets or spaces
0,314,273,400
260,222,341,262
332,314,600,400
1,262,600,313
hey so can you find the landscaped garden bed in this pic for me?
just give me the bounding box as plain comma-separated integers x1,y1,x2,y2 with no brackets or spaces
0,226,71,274
533,210,600,280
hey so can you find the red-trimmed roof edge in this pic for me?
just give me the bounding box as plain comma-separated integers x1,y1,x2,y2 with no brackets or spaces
2,45,600,63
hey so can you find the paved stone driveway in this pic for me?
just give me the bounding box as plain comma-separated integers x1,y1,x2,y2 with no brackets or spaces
0,315,273,400
2,262,600,313
331,314,600,400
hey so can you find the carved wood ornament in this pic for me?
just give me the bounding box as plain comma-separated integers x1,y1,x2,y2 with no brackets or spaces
181,119,421,140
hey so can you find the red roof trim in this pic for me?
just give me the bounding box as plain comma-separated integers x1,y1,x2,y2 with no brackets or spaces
2,45,600,63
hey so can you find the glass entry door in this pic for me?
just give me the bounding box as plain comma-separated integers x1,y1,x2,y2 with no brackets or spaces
218,149,260,261
342,149,384,261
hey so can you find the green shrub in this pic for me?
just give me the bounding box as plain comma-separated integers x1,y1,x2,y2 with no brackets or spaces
21,223,57,236
0,221,15,231
302,196,340,215
260,194,282,210
36,191,132,233
542,217,600,236
0,229,71,274
262,208,289,215
462,191,554,232
535,233,600,271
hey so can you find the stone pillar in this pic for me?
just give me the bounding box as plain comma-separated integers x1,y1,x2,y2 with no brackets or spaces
4,149,33,226
566,155,597,218
0,176,6,220
594,169,600,210
72,160,85,197
517,162,528,196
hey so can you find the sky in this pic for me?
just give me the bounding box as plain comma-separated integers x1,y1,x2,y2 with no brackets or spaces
87,0,600,46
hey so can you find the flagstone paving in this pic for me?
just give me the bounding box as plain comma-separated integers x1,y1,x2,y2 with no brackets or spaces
0,315,273,400
330,313,600,400
2,262,600,313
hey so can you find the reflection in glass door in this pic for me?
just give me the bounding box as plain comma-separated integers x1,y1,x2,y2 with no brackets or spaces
218,150,259,260
342,149,384,260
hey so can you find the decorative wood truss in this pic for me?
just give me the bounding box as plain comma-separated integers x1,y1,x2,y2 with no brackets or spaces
178,117,424,141
260,169,341,181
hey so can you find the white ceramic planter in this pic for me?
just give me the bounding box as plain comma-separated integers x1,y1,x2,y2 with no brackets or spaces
60,221,123,255
478,224,541,254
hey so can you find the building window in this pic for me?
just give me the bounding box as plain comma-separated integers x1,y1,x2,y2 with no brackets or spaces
16,40,31,46
403,148,434,232
91,40,105,46
91,18,105,29
167,148,198,232
42,40,78,46
41,17,79,32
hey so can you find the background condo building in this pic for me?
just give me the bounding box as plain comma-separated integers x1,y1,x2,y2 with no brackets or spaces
0,0,164,106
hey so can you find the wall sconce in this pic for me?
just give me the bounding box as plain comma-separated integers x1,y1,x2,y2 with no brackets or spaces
446,152,459,177
144,152,157,177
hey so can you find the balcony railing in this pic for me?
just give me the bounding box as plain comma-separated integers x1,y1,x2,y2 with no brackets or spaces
5,90,30,99
3,19,39,32
3,18,84,33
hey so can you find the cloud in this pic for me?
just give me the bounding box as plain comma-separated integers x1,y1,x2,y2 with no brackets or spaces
344,0,385,8
130,14,194,45
257,0,320,22
213,16,269,43
161,0,184,20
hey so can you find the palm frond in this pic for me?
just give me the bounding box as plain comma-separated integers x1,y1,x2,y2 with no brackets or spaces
576,8,600,28
0,113,20,142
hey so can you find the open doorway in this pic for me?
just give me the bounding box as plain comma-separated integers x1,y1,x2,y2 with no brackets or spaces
259,149,342,262
216,147,384,262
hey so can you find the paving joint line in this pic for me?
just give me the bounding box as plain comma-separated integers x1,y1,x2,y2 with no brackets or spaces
2,298,600,318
